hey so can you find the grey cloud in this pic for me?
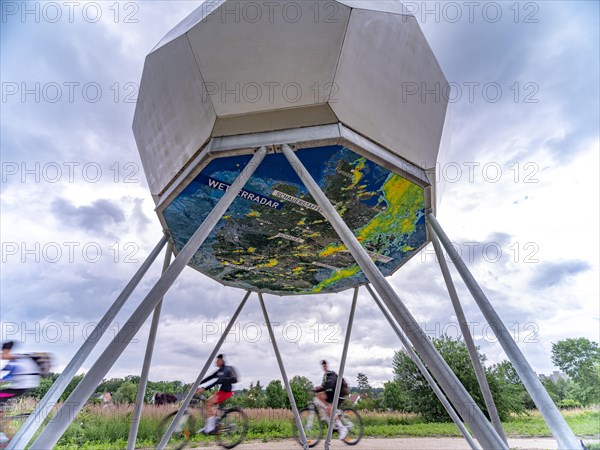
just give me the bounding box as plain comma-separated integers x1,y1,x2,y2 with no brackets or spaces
530,260,592,290
422,2,599,165
51,197,125,236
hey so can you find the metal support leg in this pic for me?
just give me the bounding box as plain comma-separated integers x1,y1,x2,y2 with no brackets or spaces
428,226,508,445
324,287,358,450
427,213,581,450
7,234,169,450
366,285,479,450
157,291,252,449
282,144,507,450
127,243,173,449
258,293,310,450
30,147,267,450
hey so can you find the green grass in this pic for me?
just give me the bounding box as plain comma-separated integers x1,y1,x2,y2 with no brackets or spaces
503,409,600,437
28,405,595,449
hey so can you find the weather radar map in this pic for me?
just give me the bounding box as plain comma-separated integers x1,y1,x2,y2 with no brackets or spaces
162,145,427,295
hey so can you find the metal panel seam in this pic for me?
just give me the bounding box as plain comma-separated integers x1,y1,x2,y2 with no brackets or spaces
185,32,218,119
329,5,352,106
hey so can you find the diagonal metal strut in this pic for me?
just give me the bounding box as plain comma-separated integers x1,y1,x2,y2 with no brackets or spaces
366,284,479,450
324,287,359,450
281,143,508,450
427,213,581,450
157,291,253,449
29,147,268,449
258,293,310,450
7,234,169,450
428,225,508,445
127,243,173,449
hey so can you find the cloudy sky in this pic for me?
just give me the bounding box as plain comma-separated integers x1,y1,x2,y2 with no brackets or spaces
1,1,598,392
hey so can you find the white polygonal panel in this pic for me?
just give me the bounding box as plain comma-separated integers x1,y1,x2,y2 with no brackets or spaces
151,0,227,51
331,9,448,170
186,0,351,116
133,35,217,198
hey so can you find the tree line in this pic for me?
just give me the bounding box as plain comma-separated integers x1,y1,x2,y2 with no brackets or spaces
28,336,599,420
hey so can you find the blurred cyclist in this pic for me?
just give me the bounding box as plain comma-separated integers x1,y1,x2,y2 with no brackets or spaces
1,341,41,443
196,354,238,434
312,360,348,440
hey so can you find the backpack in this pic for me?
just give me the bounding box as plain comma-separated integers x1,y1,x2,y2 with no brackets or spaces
227,365,238,384
325,371,350,397
340,377,350,397
27,352,52,377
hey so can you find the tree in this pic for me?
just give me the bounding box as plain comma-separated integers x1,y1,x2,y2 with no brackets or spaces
392,336,529,421
551,338,600,406
393,336,486,421
551,338,600,379
227,388,249,408
96,377,125,394
265,380,287,409
146,380,185,403
383,380,409,411
113,381,138,404
487,360,531,414
29,373,60,399
287,375,313,409
60,373,85,402
357,373,372,399
541,377,578,408
245,381,267,408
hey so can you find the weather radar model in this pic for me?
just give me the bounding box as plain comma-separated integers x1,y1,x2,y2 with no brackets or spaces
12,3,582,450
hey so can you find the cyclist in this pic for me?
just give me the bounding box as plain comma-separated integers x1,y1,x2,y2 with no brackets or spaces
196,354,237,434
1,341,41,443
312,360,348,440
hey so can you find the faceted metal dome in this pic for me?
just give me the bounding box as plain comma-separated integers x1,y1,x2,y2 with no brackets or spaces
133,0,449,295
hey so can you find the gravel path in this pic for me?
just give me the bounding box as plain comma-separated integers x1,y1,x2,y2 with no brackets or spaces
224,437,576,449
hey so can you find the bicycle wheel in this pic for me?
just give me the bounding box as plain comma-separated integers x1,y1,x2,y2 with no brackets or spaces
340,408,363,445
296,407,323,448
158,410,196,450
217,407,248,449
0,413,29,448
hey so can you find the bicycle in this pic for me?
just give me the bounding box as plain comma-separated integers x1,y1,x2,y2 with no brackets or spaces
295,397,364,447
158,394,248,449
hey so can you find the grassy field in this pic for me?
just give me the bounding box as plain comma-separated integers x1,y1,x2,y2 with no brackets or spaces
5,400,599,449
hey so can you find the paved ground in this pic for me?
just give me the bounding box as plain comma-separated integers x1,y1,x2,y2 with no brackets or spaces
228,437,586,449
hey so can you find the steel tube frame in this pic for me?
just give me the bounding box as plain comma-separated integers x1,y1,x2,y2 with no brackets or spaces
8,234,169,450
258,293,310,450
30,147,268,449
365,285,479,450
127,243,173,449
324,287,359,450
157,291,252,449
427,213,581,450
428,227,508,445
281,144,507,450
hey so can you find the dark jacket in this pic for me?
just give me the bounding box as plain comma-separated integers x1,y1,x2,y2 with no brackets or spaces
322,370,338,402
201,365,236,392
